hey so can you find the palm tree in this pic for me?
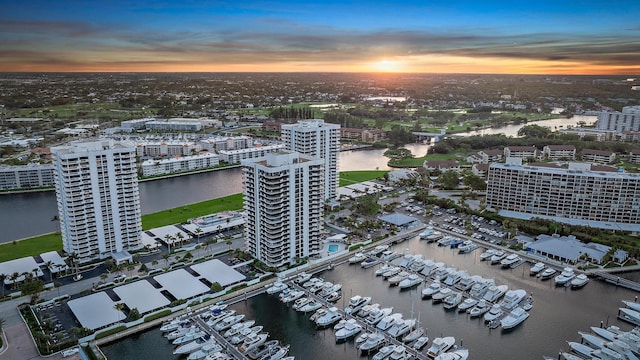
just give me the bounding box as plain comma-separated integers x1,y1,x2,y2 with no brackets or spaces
194,227,203,244
113,303,125,323
0,274,6,297
10,272,19,289
69,252,80,279
164,234,174,253
175,232,185,246
163,253,170,267
44,261,54,283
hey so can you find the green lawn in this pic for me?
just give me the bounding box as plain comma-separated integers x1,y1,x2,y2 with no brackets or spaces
1,172,382,262
389,152,467,167
339,170,389,186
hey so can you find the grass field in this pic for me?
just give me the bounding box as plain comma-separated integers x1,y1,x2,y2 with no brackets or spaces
339,170,389,186
389,152,467,167
1,172,382,262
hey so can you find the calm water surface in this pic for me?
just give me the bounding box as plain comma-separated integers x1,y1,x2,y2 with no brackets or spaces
102,235,636,360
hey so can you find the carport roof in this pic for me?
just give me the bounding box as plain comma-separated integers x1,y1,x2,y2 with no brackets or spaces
154,269,209,299
67,292,126,330
191,259,245,287
113,280,170,314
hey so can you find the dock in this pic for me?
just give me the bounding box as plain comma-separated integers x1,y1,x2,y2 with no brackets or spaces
592,271,640,292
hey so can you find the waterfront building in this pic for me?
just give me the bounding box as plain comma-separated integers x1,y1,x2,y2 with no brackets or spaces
218,143,286,164
51,140,142,263
596,105,640,134
559,127,617,141
140,152,220,177
281,119,340,199
200,135,254,152
135,141,201,158
242,151,324,268
340,128,387,143
526,234,628,265
144,120,202,132
0,163,54,190
629,149,640,165
542,145,576,160
486,160,640,232
423,160,460,172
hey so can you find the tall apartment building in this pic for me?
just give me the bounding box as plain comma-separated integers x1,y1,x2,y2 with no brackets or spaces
486,161,640,232
51,140,142,262
242,151,324,268
281,119,340,199
596,105,640,133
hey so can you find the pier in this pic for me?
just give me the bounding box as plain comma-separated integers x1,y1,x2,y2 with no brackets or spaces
592,271,640,292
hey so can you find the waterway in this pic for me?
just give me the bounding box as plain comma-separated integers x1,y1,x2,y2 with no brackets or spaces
0,116,596,243
101,235,637,360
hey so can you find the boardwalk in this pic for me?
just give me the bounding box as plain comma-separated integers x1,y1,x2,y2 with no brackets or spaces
592,271,640,292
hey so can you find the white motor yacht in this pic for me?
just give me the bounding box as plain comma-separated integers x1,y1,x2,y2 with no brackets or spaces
382,266,402,279
413,336,430,350
366,306,393,326
388,345,412,360
432,287,453,304
375,264,392,276
420,227,435,239
437,236,454,247
239,332,268,353
335,320,362,342
372,345,397,360
567,341,598,359
281,289,305,304
349,252,367,264
538,267,557,280
499,254,521,269
223,320,255,338
490,251,507,264
422,281,442,299
479,249,497,261
443,270,465,286
622,300,640,312
377,313,403,331
359,332,387,354
454,274,477,292
186,341,223,360
315,307,343,328
482,285,508,303
213,314,245,332
302,277,323,289
402,326,425,343
434,348,469,360
291,297,310,311
326,291,342,303
433,266,456,282
483,305,503,323
619,307,640,324
388,271,411,286
500,307,529,330
173,330,206,346
298,299,323,313
443,292,463,310
173,336,212,355
293,271,311,285
230,325,263,345
554,267,576,286
529,262,546,276
426,336,455,358
361,257,381,269
498,289,527,310
399,274,423,289
468,300,491,318
357,303,380,318
469,279,495,299
409,259,427,273
425,231,444,243
344,295,372,314
457,241,478,254
265,281,288,295
387,319,416,338
570,274,589,289
355,331,371,345
457,298,478,313
381,250,402,262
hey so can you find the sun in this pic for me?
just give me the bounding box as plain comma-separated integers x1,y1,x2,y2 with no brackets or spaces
371,59,403,73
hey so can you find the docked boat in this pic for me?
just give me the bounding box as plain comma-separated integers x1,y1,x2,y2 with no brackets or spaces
214,314,245,332
426,337,455,358
529,262,546,276
420,227,436,239
468,300,491,317
318,282,342,298
570,274,589,289
377,313,403,331
291,297,311,311
498,289,527,310
579,331,606,349
260,344,289,360
479,249,496,261
382,266,402,279
388,271,411,286
381,250,402,262
239,332,268,353
344,295,372,315
422,281,442,300
387,318,416,339
499,254,521,269
409,259,427,273
245,340,278,360
482,284,508,303
413,336,430,350
538,267,557,280
309,307,327,322
490,251,507,264
454,274,477,292
424,231,444,243
173,336,212,355
589,326,617,342
443,292,463,310
349,252,367,264
567,341,597,359
223,320,255,338
230,325,264,344
335,319,362,342
298,299,323,313
619,307,640,324
361,257,381,269
554,267,576,286
457,241,478,254
443,270,465,286
186,341,223,360
315,307,343,328
388,345,412,360
434,348,469,360
166,325,197,340
399,274,423,289
402,326,425,343
366,306,393,326
373,345,397,360
161,318,190,333
449,238,464,248
622,300,640,312
437,236,455,247
355,331,372,345
293,272,312,285
469,278,495,299
359,332,387,354
500,307,529,330
420,260,443,277
173,330,206,346
326,291,342,303
457,298,478,313
357,303,380,318
483,305,503,323
432,287,453,304
266,281,288,295
375,264,393,276
281,290,305,304
302,277,323,289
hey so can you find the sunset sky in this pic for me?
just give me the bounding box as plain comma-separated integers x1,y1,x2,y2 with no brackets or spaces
1,0,639,74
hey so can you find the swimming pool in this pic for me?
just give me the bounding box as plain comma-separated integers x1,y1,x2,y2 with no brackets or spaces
327,244,339,253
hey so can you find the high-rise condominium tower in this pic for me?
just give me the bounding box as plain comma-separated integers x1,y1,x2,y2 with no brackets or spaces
281,119,340,199
242,151,324,268
51,140,142,262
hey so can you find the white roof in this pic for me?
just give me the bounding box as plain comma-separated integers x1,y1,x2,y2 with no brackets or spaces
68,292,126,330
191,259,246,287
0,257,43,284
141,232,160,248
113,280,170,314
39,251,69,274
148,225,191,245
154,269,209,299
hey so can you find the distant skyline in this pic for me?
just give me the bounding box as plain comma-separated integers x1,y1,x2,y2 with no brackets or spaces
1,1,639,74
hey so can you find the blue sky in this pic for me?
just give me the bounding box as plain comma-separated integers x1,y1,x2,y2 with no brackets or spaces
1,0,638,73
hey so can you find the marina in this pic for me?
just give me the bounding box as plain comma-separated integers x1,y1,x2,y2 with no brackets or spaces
103,233,639,359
